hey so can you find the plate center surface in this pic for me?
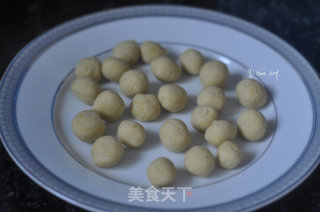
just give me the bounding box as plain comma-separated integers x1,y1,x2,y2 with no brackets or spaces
53,42,276,188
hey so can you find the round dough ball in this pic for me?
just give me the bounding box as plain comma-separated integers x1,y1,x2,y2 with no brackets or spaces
119,70,149,98
197,86,226,111
71,110,106,142
71,77,101,105
147,157,176,187
158,84,187,112
236,78,267,109
91,136,124,168
159,119,190,152
112,40,140,65
93,90,125,122
218,141,243,169
184,146,215,177
102,57,130,82
130,94,161,121
199,61,229,87
75,57,102,81
205,120,237,147
237,109,267,141
191,105,219,133
140,41,167,63
117,120,146,147
150,56,181,82
179,49,204,75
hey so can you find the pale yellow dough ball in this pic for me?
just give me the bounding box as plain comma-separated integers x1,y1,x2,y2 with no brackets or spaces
112,40,140,65
184,146,215,177
199,61,229,87
91,136,124,168
147,157,176,187
102,57,130,82
119,70,149,98
205,120,237,147
191,105,219,133
140,41,167,63
158,84,187,112
130,94,161,121
218,141,243,169
159,119,190,152
93,90,125,122
71,77,101,105
197,86,226,111
237,109,267,141
75,57,102,81
71,110,106,142
150,56,181,82
179,49,204,75
236,78,267,109
117,120,146,147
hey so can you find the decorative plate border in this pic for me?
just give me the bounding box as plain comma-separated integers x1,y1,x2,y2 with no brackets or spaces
0,5,319,212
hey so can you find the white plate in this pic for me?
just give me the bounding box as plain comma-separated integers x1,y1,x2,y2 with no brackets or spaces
1,5,319,212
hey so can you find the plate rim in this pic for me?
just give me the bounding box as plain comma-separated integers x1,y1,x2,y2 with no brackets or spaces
1,5,319,212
